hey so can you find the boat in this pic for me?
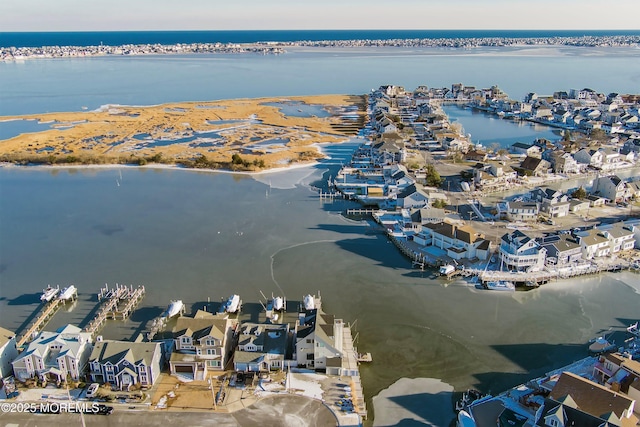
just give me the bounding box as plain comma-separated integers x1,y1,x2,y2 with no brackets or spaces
58,285,77,301
41,285,60,302
461,181,471,192
272,296,284,311
439,265,455,276
224,294,240,313
457,410,476,427
589,336,615,353
162,300,184,319
303,294,315,310
627,322,639,337
485,281,515,291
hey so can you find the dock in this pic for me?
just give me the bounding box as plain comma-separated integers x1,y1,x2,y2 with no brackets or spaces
16,299,64,347
83,283,145,337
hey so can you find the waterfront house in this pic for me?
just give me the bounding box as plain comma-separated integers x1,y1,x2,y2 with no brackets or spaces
169,311,236,379
504,201,540,222
598,222,636,253
510,142,540,157
499,230,546,271
0,326,18,379
473,163,518,192
575,228,611,259
414,221,490,261
538,371,638,427
548,151,582,174
574,148,604,168
591,175,628,203
539,234,583,267
295,307,356,376
11,324,92,382
234,323,289,372
569,199,590,213
396,184,431,209
529,187,571,218
88,340,162,389
517,156,551,177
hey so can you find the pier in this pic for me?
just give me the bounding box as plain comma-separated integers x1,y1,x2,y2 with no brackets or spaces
345,208,377,216
16,299,64,348
83,284,146,337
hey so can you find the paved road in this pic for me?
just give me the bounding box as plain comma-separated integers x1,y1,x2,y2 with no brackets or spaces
0,395,338,427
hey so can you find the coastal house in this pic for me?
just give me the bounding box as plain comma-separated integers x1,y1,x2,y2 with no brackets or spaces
569,199,590,214
539,234,583,267
11,324,92,382
88,340,163,389
591,175,628,203
396,184,431,209
598,222,636,253
504,201,540,222
414,222,490,261
295,307,349,375
169,311,236,379
573,148,603,168
0,326,18,379
517,156,551,177
234,323,290,372
499,230,547,272
529,187,570,218
547,151,582,175
510,142,540,157
575,228,611,259
473,163,518,192
537,371,638,427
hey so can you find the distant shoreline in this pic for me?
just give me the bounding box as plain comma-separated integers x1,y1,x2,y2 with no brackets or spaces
2,35,639,61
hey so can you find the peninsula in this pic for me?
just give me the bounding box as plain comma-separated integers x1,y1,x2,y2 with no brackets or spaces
0,94,366,171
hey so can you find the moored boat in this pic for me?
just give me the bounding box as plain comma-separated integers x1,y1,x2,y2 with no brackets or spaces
485,281,515,291
163,300,184,318
439,264,455,276
58,285,77,301
272,296,284,311
303,294,315,310
41,285,60,302
224,294,240,313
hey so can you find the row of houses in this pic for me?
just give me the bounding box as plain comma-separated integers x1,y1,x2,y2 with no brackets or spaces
499,221,637,272
0,298,357,391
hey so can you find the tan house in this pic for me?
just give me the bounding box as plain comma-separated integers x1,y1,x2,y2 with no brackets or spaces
170,311,237,380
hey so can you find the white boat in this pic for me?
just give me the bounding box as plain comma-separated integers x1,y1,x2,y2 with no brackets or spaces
272,296,284,311
41,285,60,302
163,300,184,318
224,294,240,313
439,265,455,276
58,285,77,301
485,281,515,291
303,294,315,310
461,181,471,192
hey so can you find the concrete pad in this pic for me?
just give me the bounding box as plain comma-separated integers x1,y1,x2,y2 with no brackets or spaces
372,377,455,427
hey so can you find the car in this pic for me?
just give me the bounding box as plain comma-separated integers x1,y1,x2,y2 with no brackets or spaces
97,405,114,415
86,383,99,398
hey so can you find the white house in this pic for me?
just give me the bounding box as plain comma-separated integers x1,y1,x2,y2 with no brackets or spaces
499,230,547,271
505,201,540,222
88,340,163,389
573,148,603,168
0,326,18,379
598,222,636,254
591,175,628,203
415,222,490,261
11,324,92,382
575,228,611,259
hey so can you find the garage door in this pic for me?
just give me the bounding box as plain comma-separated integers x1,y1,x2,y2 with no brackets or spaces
174,365,193,373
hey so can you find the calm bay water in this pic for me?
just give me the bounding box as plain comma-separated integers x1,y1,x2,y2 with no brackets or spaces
1,47,640,414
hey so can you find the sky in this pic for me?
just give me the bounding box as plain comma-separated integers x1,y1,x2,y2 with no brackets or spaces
1,0,638,32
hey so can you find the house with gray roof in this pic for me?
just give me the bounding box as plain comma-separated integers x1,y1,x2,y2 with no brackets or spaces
234,323,290,372
591,175,628,203
499,230,546,271
575,228,611,259
169,311,236,379
539,234,583,267
0,326,18,379
295,308,350,375
415,221,490,261
598,222,636,253
88,340,162,389
11,324,92,382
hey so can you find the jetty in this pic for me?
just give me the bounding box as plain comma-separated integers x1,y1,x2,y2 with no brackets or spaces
83,283,145,337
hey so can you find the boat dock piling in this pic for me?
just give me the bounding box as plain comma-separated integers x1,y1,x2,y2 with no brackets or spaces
16,299,64,348
84,283,146,337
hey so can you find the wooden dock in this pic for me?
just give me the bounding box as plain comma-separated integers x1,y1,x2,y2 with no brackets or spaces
83,283,146,337
16,299,64,348
345,208,378,216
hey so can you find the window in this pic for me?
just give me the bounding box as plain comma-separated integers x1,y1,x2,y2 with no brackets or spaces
306,339,312,344
206,349,216,355
205,339,215,346
207,360,220,368
306,353,314,361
